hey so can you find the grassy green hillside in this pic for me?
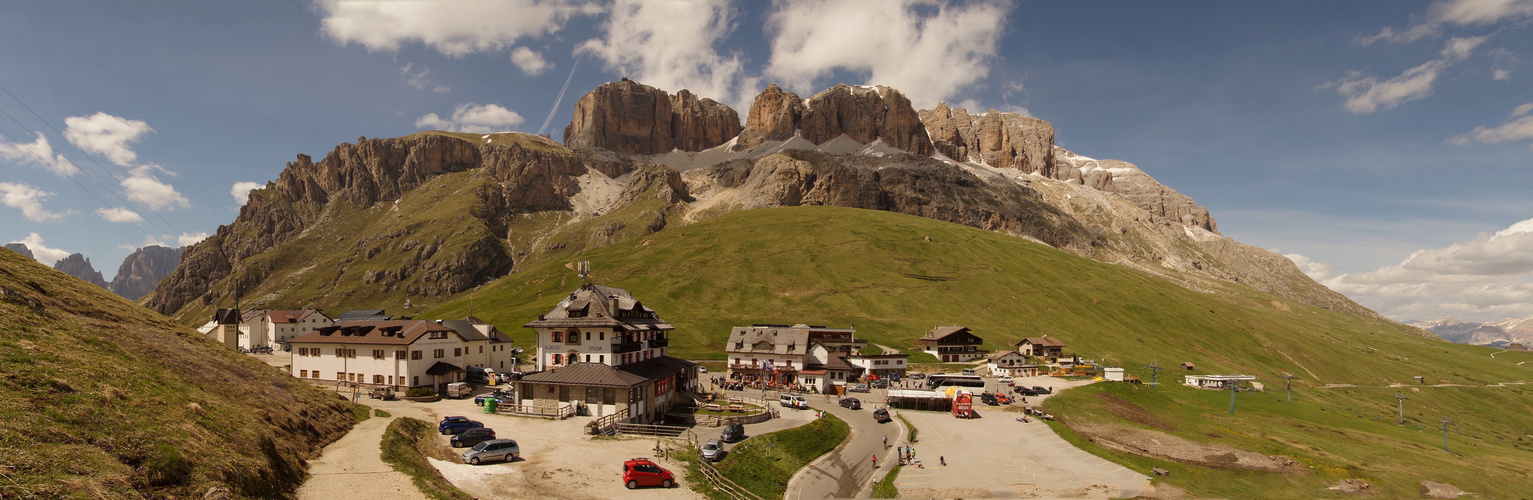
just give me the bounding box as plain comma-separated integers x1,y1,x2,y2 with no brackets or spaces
425,205,1532,497
0,248,355,498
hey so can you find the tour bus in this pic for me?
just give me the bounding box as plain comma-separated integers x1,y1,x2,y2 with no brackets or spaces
926,374,986,389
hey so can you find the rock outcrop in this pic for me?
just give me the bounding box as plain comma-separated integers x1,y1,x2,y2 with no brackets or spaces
107,245,183,300
1054,148,1217,233
53,253,108,289
920,103,1054,175
150,133,581,316
4,243,32,260
735,84,934,156
563,80,741,154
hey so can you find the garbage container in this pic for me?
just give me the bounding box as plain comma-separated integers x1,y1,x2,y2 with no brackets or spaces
485,398,498,414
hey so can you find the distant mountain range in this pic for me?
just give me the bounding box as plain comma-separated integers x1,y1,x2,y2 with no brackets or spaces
142,79,1380,328
2,244,183,300
1409,316,1533,347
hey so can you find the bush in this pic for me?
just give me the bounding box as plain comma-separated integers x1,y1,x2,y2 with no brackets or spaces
406,387,435,397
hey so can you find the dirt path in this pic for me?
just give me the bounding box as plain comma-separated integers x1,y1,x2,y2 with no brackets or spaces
296,413,428,500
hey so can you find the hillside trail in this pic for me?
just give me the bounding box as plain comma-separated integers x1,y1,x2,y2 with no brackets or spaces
297,398,441,500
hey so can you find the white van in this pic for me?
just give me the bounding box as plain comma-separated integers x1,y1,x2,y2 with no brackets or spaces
961,368,978,376
445,382,473,399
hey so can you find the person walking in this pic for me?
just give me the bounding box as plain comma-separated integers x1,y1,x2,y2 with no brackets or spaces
883,435,888,448
872,454,878,469
940,456,946,466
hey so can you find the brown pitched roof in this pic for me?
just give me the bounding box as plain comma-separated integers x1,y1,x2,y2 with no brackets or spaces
522,363,649,387
726,326,810,355
287,320,458,346
1018,337,1064,347
522,284,674,331
426,361,463,375
920,325,970,340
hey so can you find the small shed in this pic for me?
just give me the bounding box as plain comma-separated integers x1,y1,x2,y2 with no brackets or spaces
1104,367,1125,381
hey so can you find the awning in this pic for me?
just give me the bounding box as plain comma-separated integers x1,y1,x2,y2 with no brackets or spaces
426,362,464,376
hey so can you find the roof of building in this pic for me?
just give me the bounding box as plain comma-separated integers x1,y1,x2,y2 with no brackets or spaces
426,361,463,375
522,284,674,331
919,325,974,341
439,319,513,343
1018,336,1065,347
214,308,242,325
726,325,811,355
986,350,1025,361
521,357,698,388
287,320,458,345
336,309,391,321
242,308,329,324
819,355,854,372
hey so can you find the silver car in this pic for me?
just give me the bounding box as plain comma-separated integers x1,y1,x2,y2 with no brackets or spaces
700,439,724,462
461,439,519,465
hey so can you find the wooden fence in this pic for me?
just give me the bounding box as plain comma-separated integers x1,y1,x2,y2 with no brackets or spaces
500,403,574,419
685,432,766,500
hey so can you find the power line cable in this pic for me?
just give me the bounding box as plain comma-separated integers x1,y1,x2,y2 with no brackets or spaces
0,105,170,235
0,83,182,235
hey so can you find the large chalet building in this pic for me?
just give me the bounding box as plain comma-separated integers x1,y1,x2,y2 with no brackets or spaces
517,284,699,423
919,325,989,362
724,324,891,393
286,317,514,391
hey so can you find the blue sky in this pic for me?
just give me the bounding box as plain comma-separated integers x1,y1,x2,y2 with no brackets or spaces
1,0,1530,322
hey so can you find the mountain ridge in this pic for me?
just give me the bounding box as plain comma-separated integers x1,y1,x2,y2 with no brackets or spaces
147,79,1384,328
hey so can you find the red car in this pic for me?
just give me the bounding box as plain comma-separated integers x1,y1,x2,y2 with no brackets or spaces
996,393,1013,405
622,458,675,489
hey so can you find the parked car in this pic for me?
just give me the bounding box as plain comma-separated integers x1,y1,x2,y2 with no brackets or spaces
979,393,999,406
996,393,1013,405
909,373,927,380
622,458,675,489
1016,387,1038,397
438,416,484,435
870,379,888,389
998,376,1014,384
474,394,511,406
699,439,724,462
848,384,870,393
451,428,497,448
699,366,709,373
1033,386,1053,395
872,408,892,423
461,439,520,465
780,394,809,409
839,397,862,410
445,382,473,399
720,423,746,443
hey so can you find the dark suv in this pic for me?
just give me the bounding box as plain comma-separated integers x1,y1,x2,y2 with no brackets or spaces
438,416,484,435
720,423,746,443
839,397,862,410
451,428,497,448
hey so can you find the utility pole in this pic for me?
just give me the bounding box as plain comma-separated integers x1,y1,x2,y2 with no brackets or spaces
1282,374,1298,404
1229,380,1238,414
1395,394,1408,425
1440,418,1454,453
1146,360,1162,390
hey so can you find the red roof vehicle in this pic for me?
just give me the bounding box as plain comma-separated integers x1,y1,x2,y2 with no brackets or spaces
622,458,675,489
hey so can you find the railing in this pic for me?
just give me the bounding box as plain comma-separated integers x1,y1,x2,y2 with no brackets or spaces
586,407,631,435
613,341,643,354
648,338,670,348
615,423,688,437
686,433,766,500
502,403,574,419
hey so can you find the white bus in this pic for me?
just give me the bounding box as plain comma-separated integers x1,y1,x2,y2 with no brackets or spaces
926,374,986,389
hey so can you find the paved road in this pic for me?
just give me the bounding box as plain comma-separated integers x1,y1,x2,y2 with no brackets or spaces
782,394,905,500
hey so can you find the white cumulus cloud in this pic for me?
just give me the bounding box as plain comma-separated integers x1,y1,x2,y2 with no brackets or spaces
1329,36,1486,114
511,46,550,76
1449,101,1533,146
0,182,70,222
1283,253,1336,281
1324,217,1533,321
230,181,263,205
415,103,524,134
62,112,154,167
0,132,79,176
178,232,209,246
401,63,451,93
121,164,190,211
94,207,144,223
315,0,585,57
1360,0,1533,44
579,0,753,108
8,232,71,265
763,0,1013,110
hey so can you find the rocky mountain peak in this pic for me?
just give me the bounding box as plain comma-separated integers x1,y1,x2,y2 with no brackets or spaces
920,103,1055,176
735,83,934,156
53,253,109,289
563,79,742,155
4,243,32,260
108,245,183,300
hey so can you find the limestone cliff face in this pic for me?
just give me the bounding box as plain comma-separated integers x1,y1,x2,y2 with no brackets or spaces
107,245,183,300
735,84,933,156
150,133,582,316
53,253,108,289
920,103,1054,176
1054,148,1217,233
563,80,741,154
5,243,33,261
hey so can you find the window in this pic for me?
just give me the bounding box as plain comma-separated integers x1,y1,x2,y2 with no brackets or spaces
429,331,447,339
566,329,581,345
479,346,483,353
586,331,592,341
558,386,569,402
599,331,605,341
584,354,590,363
373,350,384,359
604,388,616,404
396,350,407,359
336,372,345,380
411,350,423,360
298,347,307,356
412,376,419,386
454,348,461,357
334,348,344,357
552,331,563,343
387,376,393,385
347,349,356,358
374,375,384,384
599,355,604,364
434,349,444,359
300,370,308,378
553,353,563,365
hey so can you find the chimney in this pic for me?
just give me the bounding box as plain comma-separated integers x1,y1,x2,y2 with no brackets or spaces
610,296,620,316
